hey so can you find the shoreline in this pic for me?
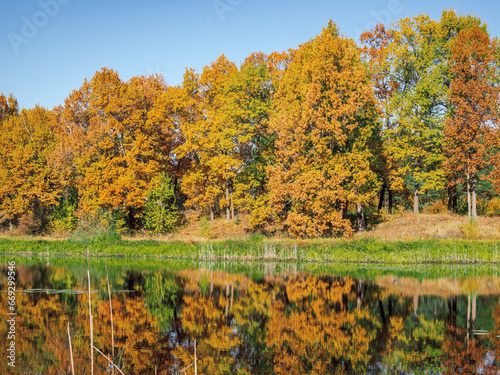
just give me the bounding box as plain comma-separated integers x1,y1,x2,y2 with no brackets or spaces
1,236,499,265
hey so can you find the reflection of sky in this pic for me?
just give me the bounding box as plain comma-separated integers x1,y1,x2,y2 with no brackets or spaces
1,0,499,110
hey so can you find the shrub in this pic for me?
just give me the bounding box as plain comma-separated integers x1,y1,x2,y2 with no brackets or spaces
199,216,212,239
143,174,179,234
483,197,500,216
459,219,480,239
69,209,121,243
50,188,79,234
422,200,447,214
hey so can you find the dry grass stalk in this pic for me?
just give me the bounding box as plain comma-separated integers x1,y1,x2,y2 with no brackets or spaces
67,322,75,375
87,266,94,375
93,346,127,375
105,262,115,374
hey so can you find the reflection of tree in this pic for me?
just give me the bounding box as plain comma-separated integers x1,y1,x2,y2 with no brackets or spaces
382,314,445,372
173,294,244,374
93,294,161,374
265,275,381,374
443,325,490,374
491,304,500,371
143,272,183,331
232,282,274,373
0,264,170,374
442,299,500,374
0,264,86,374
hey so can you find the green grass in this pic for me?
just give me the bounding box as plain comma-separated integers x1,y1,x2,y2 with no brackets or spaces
1,237,500,265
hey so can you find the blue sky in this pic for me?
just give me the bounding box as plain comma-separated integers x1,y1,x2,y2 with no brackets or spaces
1,0,499,109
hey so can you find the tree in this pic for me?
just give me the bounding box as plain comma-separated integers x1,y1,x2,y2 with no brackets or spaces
0,105,63,233
444,26,499,220
143,173,179,234
222,53,274,228
382,15,449,213
360,24,401,213
0,93,19,122
57,68,170,229
175,55,241,221
268,21,380,237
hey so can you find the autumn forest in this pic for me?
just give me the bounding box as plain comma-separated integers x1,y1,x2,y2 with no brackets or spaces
1,11,500,238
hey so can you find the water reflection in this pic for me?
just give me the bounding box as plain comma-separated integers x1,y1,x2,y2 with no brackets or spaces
0,261,499,374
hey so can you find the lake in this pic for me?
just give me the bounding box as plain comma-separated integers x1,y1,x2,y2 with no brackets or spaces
1,256,499,374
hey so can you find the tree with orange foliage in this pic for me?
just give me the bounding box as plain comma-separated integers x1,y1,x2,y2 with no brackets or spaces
268,21,380,237
57,68,171,228
266,275,381,374
444,26,499,220
360,24,399,213
0,104,64,233
0,93,18,122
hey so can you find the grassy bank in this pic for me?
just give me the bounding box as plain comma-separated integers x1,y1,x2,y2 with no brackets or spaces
1,236,500,265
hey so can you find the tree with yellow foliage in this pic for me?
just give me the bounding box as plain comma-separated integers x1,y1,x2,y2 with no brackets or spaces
0,104,64,233
58,68,171,228
268,21,380,237
266,275,381,374
176,55,241,221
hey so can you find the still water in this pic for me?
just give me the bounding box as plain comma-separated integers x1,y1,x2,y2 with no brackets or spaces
1,256,499,374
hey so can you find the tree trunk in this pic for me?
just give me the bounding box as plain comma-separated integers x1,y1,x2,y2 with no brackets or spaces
467,293,471,342
230,284,234,311
378,299,386,324
388,189,393,214
448,186,458,214
225,283,229,317
230,191,234,220
378,184,386,211
413,183,419,214
210,208,214,222
357,280,366,310
471,291,477,331
466,172,471,220
448,187,453,214
342,201,348,220
226,183,230,221
472,174,477,221
357,202,366,232
413,294,419,327
127,210,135,230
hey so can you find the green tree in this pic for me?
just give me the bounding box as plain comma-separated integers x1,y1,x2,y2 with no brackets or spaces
144,173,179,233
383,15,449,213
221,53,274,228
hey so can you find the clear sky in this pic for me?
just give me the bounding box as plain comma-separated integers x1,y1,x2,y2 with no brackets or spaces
1,0,499,110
